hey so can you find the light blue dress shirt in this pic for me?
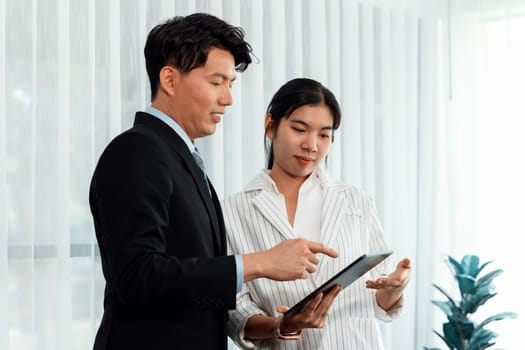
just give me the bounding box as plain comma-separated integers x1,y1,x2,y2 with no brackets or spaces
145,106,243,293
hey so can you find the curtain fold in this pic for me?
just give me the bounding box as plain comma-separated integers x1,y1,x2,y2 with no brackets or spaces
430,0,525,348
1,1,445,349
0,0,7,349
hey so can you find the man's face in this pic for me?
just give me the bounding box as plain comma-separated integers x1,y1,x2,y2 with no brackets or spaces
171,48,236,141
267,104,334,180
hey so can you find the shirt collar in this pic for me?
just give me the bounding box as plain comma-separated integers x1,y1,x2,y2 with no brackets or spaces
145,105,195,153
251,168,324,194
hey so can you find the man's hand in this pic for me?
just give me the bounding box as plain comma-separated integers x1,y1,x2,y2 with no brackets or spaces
243,238,339,282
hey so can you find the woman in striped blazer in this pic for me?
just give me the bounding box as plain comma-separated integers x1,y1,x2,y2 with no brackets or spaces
224,78,411,349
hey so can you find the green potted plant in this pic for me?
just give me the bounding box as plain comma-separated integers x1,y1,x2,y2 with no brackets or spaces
425,255,517,350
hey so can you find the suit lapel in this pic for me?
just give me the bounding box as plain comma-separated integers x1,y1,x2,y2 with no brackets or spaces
208,182,224,254
319,186,348,247
210,186,227,254
179,148,223,253
134,112,223,253
314,183,349,283
251,191,295,241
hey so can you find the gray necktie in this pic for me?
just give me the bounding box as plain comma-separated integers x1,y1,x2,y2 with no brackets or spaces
192,148,211,194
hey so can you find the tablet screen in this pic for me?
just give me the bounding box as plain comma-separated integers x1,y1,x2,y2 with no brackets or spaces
284,250,393,316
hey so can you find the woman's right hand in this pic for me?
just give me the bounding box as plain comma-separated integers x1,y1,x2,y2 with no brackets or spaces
276,284,342,334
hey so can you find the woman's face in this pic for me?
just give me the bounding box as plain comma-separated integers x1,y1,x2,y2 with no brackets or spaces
267,104,334,181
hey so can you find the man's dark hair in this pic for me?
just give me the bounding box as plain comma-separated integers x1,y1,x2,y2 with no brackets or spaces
144,13,253,100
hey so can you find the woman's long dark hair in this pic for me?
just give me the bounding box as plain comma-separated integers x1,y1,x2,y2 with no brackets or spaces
265,78,342,169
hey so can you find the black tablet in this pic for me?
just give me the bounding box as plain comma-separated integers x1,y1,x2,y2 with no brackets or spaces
284,250,393,316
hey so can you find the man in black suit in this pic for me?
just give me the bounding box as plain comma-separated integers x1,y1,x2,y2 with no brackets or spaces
89,13,338,350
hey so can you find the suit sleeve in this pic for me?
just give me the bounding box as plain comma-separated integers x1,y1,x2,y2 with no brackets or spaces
90,131,237,310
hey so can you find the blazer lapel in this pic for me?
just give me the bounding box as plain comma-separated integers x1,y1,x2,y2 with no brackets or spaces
251,191,296,241
314,183,349,283
134,113,223,253
319,186,348,247
180,150,223,252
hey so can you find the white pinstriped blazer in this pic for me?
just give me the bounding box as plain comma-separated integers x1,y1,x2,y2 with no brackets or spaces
224,169,402,350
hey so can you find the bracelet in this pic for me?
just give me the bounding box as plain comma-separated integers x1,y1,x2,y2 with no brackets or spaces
273,316,302,340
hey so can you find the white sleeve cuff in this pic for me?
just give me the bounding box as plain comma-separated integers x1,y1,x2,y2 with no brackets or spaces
228,311,266,349
373,293,404,321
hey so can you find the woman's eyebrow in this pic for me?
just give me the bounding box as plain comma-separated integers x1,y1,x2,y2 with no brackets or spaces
290,119,333,130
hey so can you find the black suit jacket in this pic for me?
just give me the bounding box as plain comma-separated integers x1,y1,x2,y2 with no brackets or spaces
89,112,237,350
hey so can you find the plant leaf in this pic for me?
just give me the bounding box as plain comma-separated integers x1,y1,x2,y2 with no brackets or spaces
477,312,517,329
456,320,475,340
432,300,462,319
467,328,497,350
444,321,471,349
476,260,493,277
433,330,454,350
432,255,513,350
447,256,464,276
475,269,503,290
433,283,459,306
456,273,476,295
461,255,480,277
461,290,497,314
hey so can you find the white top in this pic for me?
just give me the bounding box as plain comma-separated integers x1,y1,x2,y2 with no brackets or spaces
258,169,322,242
223,168,403,350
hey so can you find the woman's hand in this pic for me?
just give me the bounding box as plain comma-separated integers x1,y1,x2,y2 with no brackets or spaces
276,284,342,334
366,258,411,291
365,258,411,311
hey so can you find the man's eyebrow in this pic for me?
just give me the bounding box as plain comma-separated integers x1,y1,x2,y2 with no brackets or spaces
290,119,333,130
210,72,236,82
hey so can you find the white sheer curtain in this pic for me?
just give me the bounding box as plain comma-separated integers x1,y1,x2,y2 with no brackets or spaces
429,0,525,349
201,1,437,346
0,1,443,349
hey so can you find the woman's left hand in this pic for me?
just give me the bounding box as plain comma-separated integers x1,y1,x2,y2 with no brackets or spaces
365,258,411,291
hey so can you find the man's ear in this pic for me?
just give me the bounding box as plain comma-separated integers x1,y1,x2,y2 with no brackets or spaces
264,113,275,139
158,66,179,96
